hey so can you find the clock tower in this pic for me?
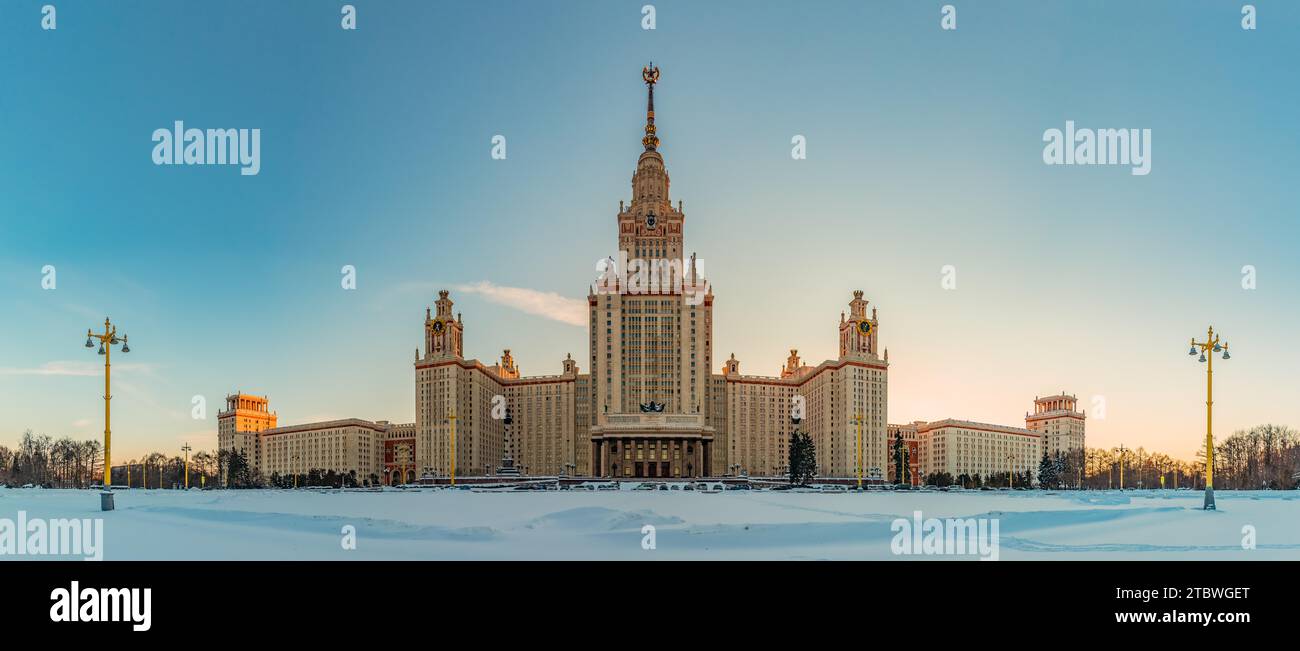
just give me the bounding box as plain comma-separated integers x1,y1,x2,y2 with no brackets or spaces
839,290,879,360
424,289,463,360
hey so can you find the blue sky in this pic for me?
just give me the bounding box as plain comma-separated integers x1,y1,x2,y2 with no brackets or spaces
2,0,1298,460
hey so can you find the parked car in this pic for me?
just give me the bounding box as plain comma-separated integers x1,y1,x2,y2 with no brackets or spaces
819,484,849,493
596,483,619,491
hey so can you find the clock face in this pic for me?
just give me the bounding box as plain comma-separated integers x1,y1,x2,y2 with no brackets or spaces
858,320,872,336
431,319,445,334
645,212,657,228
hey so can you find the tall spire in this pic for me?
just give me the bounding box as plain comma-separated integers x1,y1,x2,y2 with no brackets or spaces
641,63,660,151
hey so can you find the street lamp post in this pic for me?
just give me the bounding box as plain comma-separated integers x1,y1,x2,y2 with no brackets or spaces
852,413,865,489
1005,453,1014,489
1187,326,1230,510
447,409,458,486
85,317,130,511
1117,444,1127,490
182,443,192,489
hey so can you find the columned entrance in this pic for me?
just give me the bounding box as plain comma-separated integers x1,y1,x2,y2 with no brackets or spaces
590,413,715,478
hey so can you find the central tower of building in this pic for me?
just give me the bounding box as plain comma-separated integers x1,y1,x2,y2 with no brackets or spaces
587,65,716,479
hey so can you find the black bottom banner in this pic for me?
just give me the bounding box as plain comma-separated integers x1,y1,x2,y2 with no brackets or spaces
1,561,1289,638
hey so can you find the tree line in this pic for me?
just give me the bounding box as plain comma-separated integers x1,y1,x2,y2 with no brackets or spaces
0,431,102,487
0,429,218,488
921,424,1299,490
1081,424,1299,490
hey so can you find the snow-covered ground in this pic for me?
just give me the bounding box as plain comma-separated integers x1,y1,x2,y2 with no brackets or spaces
2,487,1297,560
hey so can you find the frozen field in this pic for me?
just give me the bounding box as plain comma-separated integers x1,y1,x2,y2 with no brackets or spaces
2,487,1298,560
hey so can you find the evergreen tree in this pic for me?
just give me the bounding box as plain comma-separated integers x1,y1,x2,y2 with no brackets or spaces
892,431,906,484
1057,451,1076,489
1038,453,1058,489
787,430,818,486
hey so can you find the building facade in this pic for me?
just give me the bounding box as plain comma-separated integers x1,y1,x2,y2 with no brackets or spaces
216,394,277,482
259,418,389,482
908,395,1087,485
218,401,415,485
216,69,1089,487
1025,393,1087,457
915,419,1043,482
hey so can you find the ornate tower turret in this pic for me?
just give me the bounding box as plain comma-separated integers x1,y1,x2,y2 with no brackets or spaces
497,349,520,379
838,290,879,360
723,353,740,376
424,290,463,359
781,349,803,378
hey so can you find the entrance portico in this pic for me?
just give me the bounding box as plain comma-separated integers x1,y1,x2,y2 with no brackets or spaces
590,413,714,478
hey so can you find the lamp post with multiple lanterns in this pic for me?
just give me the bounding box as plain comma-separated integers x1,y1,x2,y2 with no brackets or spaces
85,317,130,511
1187,326,1230,511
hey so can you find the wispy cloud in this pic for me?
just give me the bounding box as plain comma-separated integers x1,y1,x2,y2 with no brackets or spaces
0,361,157,377
454,281,586,327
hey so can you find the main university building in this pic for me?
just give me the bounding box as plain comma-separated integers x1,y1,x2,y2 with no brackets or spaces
218,68,1085,486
